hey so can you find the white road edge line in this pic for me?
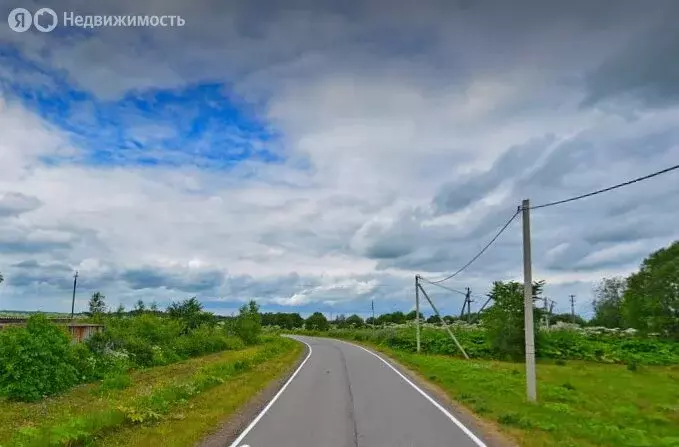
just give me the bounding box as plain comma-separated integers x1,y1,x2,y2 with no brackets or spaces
339,339,488,447
228,337,313,447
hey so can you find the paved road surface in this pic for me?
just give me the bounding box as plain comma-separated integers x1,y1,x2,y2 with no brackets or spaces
231,335,486,447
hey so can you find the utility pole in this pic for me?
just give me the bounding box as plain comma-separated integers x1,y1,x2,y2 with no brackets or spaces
570,295,576,323
415,275,421,353
521,199,537,402
466,287,472,323
371,299,375,334
543,296,549,329
70,271,79,320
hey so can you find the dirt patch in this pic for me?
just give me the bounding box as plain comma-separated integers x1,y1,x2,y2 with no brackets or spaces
197,342,309,447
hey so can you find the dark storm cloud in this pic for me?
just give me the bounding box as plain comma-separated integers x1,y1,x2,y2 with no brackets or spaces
583,14,679,109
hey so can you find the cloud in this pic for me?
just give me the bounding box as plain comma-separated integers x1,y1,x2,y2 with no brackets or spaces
0,0,677,319
583,12,679,109
0,192,42,217
121,266,225,293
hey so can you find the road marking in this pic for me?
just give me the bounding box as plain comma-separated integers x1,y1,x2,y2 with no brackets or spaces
339,340,488,447
228,337,313,447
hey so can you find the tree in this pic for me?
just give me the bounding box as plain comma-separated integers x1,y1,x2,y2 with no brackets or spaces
167,297,215,333
591,277,626,328
345,314,364,328
483,280,544,361
623,241,679,338
305,312,329,331
443,315,457,324
0,272,3,285
134,300,146,314
234,300,262,344
88,292,107,315
406,310,423,321
149,301,159,313
426,315,441,324
333,314,347,328
377,311,406,325
115,304,125,317
550,313,586,326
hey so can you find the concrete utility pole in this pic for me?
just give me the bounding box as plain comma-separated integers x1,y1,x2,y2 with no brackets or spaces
521,199,537,402
570,295,576,323
70,271,79,320
415,275,421,353
466,288,473,323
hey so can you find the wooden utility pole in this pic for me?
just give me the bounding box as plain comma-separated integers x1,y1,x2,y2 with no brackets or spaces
70,271,79,320
521,200,537,402
415,275,421,353
466,287,472,322
570,295,576,323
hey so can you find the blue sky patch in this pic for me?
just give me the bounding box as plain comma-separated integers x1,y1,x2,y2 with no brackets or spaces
0,44,281,169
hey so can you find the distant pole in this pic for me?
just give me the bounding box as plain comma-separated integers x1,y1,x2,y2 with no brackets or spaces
544,296,549,329
70,271,79,320
415,275,421,353
521,200,537,402
466,288,472,323
570,295,576,323
371,300,375,334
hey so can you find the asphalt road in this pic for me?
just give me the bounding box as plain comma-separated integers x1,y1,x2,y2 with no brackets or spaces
231,335,487,447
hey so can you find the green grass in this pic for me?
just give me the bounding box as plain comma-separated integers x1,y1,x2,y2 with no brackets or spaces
98,340,304,446
359,342,679,447
1,336,302,446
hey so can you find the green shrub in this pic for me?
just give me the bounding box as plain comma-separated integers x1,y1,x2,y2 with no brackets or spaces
0,315,78,401
233,301,262,345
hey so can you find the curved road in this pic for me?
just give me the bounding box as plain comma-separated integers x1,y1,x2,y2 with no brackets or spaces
231,335,487,447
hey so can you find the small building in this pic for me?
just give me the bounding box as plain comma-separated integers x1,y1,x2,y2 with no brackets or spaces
66,323,105,343
0,318,103,343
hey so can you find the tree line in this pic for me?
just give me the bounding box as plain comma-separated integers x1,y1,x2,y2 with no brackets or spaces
591,240,678,338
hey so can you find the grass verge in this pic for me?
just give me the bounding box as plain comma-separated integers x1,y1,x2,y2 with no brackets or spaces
1,336,302,447
330,337,679,447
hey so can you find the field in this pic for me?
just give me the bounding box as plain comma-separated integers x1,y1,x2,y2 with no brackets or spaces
290,327,679,447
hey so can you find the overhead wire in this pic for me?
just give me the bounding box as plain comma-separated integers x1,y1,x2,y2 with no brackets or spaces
530,164,679,210
424,208,520,284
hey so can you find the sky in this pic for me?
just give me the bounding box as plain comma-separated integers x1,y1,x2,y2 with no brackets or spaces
1,0,678,318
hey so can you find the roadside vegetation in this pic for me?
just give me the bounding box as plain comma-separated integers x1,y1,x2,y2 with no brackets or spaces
0,296,303,446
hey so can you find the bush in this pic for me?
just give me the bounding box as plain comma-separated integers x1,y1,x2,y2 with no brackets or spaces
0,315,78,401
233,301,262,345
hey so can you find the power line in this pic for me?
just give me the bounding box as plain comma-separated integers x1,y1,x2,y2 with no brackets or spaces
418,277,467,296
425,209,520,284
530,164,679,210
418,277,486,300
